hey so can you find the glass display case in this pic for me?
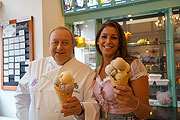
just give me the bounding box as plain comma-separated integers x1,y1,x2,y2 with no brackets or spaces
74,46,96,70
73,20,96,70
173,9,180,106
113,12,170,106
70,8,179,107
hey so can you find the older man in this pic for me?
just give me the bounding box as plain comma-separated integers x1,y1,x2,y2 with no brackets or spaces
14,26,99,120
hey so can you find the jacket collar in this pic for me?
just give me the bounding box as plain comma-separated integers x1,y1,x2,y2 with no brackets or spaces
42,56,77,81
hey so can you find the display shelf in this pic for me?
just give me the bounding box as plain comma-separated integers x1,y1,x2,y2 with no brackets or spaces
76,46,95,48
149,99,171,107
149,85,168,87
127,39,180,47
148,71,167,73
127,40,166,47
83,52,96,54
150,103,171,107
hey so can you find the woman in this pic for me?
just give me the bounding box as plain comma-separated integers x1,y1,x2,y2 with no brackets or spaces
93,20,150,120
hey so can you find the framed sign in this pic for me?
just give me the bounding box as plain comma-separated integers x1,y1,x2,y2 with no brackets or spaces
0,16,34,90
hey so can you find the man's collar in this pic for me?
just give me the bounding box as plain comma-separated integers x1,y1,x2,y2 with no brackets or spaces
49,56,76,67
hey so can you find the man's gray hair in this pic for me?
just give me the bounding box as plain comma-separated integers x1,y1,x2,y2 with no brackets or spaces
49,26,74,44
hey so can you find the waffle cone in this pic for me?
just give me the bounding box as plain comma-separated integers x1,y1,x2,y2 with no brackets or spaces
111,72,130,86
54,84,72,104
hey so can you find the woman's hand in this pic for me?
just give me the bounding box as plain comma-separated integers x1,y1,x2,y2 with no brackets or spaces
61,96,83,117
113,85,138,109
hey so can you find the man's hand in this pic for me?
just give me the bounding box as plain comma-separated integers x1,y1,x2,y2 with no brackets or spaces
61,96,83,117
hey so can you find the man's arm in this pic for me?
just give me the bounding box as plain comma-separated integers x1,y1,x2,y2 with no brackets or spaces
78,71,100,120
14,73,30,120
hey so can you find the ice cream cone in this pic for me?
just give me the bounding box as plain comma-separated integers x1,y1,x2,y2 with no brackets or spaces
110,72,130,86
105,57,131,86
54,71,74,104
54,84,73,104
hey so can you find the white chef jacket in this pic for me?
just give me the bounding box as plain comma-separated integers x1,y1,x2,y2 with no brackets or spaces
14,56,99,120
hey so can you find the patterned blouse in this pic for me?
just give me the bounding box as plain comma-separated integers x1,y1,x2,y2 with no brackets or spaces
93,59,148,114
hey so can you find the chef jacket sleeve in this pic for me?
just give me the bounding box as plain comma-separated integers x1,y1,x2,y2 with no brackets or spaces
75,70,100,120
14,72,30,120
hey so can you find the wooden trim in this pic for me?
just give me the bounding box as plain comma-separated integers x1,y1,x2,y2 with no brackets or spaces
2,86,17,91
29,16,34,61
9,19,16,24
0,26,4,90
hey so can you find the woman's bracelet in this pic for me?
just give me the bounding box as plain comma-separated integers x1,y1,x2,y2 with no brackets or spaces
130,97,140,111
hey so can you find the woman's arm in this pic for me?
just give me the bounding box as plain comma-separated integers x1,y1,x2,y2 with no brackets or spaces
113,76,150,119
131,75,151,119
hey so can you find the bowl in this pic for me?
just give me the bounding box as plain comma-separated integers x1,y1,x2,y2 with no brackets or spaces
148,79,155,85
148,74,162,80
155,79,169,85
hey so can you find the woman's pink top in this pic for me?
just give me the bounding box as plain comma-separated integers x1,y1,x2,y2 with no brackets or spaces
93,59,148,114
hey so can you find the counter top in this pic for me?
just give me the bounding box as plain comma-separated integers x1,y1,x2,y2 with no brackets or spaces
148,106,180,120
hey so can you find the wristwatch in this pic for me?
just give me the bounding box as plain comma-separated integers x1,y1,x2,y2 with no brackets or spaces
78,103,85,116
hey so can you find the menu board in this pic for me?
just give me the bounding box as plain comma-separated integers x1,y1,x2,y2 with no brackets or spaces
62,0,150,15
114,0,127,5
87,0,99,9
0,17,34,90
75,0,86,11
64,0,74,13
100,0,113,7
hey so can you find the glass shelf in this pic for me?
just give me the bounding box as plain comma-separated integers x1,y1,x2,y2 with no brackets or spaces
75,46,95,48
127,39,180,47
150,104,171,107
127,40,166,47
149,85,168,87
149,99,171,107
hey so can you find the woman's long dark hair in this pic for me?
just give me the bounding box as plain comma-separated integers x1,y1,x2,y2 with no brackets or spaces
95,20,136,64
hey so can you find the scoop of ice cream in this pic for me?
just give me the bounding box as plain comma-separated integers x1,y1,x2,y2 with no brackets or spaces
106,57,131,86
59,71,74,84
55,71,75,94
60,83,75,94
125,62,130,72
111,57,130,71
115,71,128,81
105,64,117,76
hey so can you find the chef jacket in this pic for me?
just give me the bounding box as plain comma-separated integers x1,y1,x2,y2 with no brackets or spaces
14,56,99,120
